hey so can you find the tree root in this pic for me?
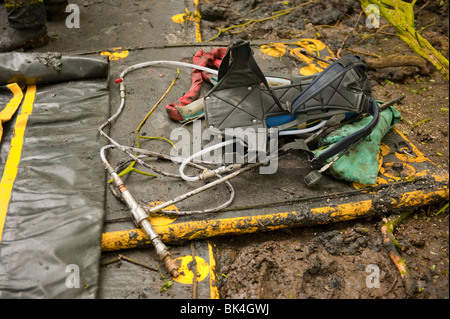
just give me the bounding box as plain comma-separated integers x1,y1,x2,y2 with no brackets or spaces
366,54,430,75
381,211,417,297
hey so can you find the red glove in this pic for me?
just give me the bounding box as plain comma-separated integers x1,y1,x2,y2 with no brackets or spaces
166,47,227,122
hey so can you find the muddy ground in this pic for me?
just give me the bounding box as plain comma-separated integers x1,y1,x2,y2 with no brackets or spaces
1,0,445,300
195,0,449,299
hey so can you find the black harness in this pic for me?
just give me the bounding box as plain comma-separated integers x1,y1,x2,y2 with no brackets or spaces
204,40,380,185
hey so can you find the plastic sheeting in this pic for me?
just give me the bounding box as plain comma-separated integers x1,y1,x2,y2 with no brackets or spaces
0,52,109,298
313,105,402,185
0,52,109,86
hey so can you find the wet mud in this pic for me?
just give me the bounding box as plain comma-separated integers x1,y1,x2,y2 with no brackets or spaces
200,0,449,299
215,208,448,299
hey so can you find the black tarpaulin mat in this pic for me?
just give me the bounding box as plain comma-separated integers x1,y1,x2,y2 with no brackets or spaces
0,53,109,298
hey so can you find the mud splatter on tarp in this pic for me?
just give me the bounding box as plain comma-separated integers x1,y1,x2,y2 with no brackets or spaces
33,52,63,73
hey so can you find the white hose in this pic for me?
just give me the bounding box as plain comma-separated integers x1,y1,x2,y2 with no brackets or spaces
119,60,291,85
179,139,235,182
178,120,327,182
278,120,327,136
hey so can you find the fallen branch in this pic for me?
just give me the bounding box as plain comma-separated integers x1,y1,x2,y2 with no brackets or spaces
365,54,430,75
381,211,417,297
378,95,405,111
360,0,449,79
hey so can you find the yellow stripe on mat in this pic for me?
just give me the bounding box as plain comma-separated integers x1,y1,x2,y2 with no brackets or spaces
208,241,220,299
0,83,24,142
0,85,36,243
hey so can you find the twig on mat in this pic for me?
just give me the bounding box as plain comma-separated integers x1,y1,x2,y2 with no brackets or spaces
119,254,159,272
190,242,198,299
114,68,180,180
